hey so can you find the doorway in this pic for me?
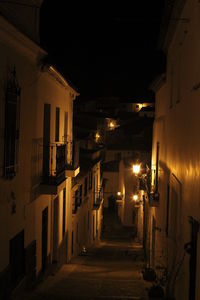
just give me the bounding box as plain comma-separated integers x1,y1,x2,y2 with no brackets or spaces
42,207,48,271
9,230,25,289
53,197,59,262
108,195,116,213
188,217,199,300
43,103,51,180
151,217,156,268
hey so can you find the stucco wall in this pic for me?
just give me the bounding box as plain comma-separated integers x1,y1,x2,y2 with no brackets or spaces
151,1,200,298
0,15,74,278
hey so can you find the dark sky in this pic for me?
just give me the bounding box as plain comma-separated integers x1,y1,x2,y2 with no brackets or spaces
40,1,165,100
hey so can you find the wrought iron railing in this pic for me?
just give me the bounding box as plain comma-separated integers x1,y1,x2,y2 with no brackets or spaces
43,142,66,185
64,137,79,171
93,184,103,209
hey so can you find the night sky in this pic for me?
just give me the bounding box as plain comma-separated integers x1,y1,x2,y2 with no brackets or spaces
40,1,165,100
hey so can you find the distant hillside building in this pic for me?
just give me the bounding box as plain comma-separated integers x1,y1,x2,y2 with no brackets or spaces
76,96,155,115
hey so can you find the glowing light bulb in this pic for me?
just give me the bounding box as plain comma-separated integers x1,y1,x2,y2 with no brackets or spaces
132,164,140,174
133,194,138,202
95,132,100,142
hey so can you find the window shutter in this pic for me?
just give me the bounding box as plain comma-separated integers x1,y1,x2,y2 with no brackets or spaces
4,68,20,178
55,107,60,142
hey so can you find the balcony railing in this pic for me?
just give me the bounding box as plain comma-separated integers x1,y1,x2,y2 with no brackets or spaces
93,184,103,210
65,139,80,177
42,142,66,186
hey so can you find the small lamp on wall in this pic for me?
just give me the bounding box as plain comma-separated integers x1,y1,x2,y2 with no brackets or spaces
133,194,138,202
132,164,140,175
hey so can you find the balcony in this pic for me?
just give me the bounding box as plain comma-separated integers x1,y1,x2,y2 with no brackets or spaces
93,185,103,210
65,139,80,177
40,142,66,195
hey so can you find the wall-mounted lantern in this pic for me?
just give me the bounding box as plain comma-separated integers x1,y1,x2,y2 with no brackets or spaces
132,164,141,175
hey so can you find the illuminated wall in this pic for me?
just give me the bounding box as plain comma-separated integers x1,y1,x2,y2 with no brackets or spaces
71,161,102,257
150,1,200,299
0,12,78,292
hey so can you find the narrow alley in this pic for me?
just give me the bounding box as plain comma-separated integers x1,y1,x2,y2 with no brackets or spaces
2,2,200,300
12,212,150,300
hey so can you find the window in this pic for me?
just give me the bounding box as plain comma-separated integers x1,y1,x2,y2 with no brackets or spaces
4,68,21,178
96,211,98,236
93,175,96,204
96,174,98,191
71,231,74,254
43,103,51,180
79,185,82,205
64,111,68,141
76,223,79,244
93,215,95,240
166,184,170,236
89,172,93,189
170,66,174,108
73,190,78,213
88,211,90,230
55,107,60,142
155,142,159,192
84,177,88,196
62,188,66,237
176,50,181,103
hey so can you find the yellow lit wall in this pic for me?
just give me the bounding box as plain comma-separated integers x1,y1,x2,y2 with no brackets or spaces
0,14,76,277
150,1,200,299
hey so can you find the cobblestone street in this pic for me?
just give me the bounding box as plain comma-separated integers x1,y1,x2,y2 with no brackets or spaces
12,213,150,300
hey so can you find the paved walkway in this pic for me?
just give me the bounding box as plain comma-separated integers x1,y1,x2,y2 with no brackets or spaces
12,212,151,300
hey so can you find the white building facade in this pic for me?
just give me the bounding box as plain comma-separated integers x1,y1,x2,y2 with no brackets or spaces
149,1,200,299
71,149,103,257
0,3,79,298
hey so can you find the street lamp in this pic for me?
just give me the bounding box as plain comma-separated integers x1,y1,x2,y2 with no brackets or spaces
109,121,115,129
95,132,100,143
132,164,140,175
132,161,159,265
133,194,138,202
132,162,149,262
132,163,152,194
132,194,143,207
116,191,124,202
